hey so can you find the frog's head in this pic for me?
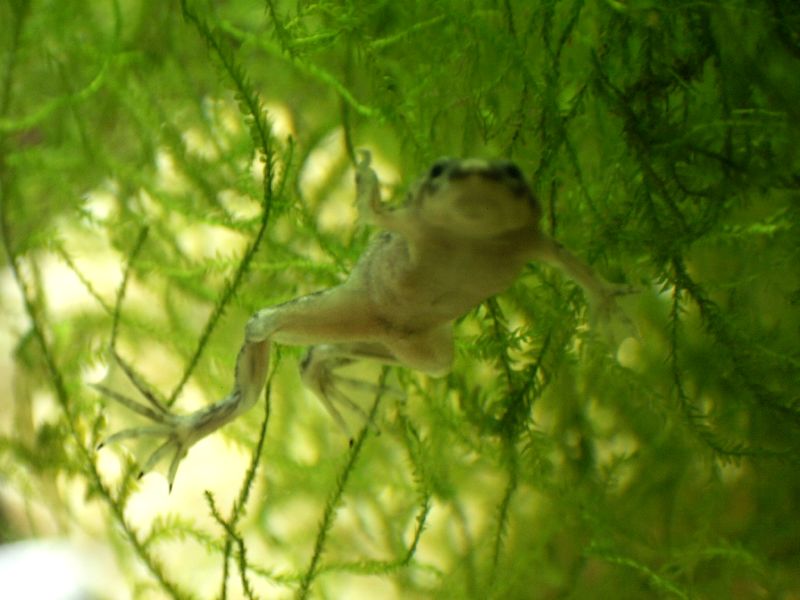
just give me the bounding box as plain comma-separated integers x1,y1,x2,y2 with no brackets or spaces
410,158,541,237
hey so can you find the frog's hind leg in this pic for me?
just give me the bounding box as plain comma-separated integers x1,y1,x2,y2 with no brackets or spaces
246,286,384,345
299,324,455,437
299,342,401,436
94,340,269,490
96,286,379,487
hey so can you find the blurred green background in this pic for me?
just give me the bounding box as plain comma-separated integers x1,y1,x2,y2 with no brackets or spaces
1,1,798,598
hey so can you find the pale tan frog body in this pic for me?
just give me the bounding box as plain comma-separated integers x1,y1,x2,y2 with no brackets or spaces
97,152,627,487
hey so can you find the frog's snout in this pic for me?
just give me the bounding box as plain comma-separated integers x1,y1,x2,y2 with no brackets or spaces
447,159,531,198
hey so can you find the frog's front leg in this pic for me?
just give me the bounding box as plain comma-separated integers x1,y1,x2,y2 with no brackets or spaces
528,234,638,341
355,150,382,225
355,150,418,239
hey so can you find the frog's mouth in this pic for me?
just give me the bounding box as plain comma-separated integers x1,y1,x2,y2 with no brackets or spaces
456,169,532,202
432,176,537,235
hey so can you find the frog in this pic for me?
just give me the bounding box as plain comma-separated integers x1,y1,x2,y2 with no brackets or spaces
95,151,632,488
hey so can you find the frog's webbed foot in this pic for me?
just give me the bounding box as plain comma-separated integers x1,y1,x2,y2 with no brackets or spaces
92,355,204,489
587,282,640,346
95,342,267,489
94,382,199,489
299,343,401,439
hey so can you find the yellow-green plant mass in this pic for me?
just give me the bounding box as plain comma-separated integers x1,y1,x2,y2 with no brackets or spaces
1,1,798,598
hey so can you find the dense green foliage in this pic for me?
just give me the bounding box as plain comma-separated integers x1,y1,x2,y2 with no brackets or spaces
1,0,799,598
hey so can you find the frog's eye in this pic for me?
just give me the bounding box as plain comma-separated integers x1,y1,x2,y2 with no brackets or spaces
503,163,524,181
428,159,451,179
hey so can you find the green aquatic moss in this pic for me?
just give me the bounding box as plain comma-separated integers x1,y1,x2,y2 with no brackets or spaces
1,0,798,598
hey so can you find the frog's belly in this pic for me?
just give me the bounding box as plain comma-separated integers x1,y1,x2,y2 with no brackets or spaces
370,263,524,330
351,231,529,330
